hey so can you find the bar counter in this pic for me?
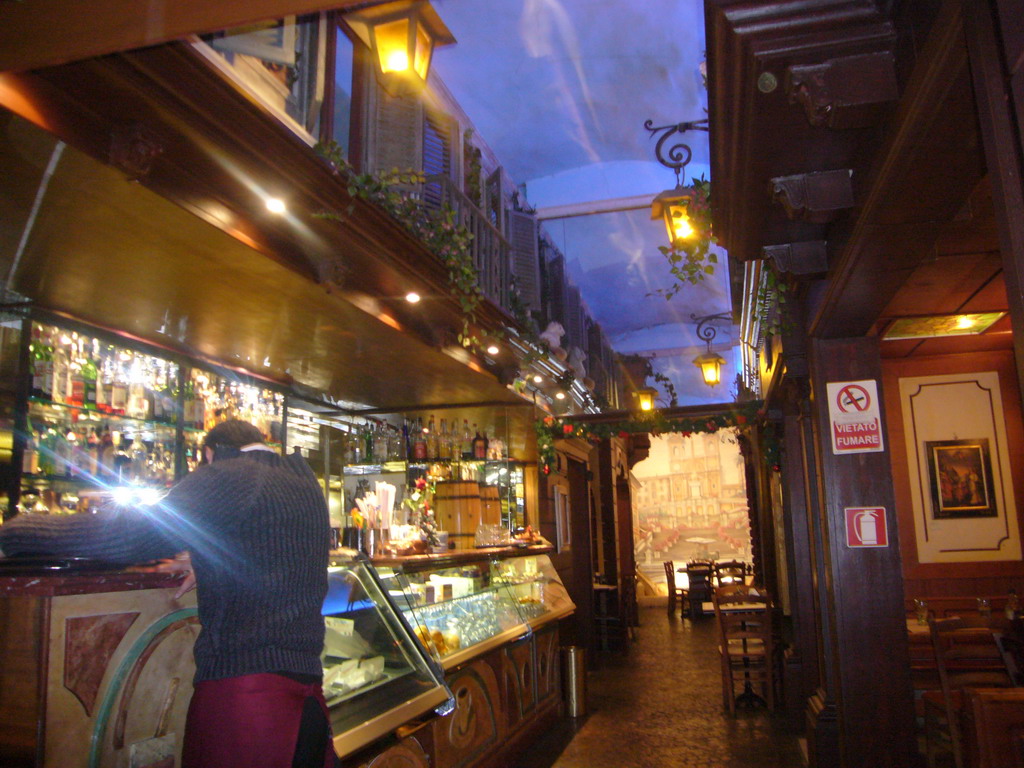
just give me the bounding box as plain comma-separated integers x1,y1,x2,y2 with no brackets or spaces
0,560,198,768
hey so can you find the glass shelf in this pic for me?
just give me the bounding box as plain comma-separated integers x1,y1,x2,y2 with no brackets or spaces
28,397,179,430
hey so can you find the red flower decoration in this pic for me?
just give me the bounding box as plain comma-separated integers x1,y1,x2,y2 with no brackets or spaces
563,424,574,435
735,414,747,425
543,464,551,475
415,477,427,490
618,431,629,439
543,416,555,426
706,421,717,431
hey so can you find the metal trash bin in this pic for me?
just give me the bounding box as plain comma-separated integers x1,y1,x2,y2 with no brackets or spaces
562,646,586,718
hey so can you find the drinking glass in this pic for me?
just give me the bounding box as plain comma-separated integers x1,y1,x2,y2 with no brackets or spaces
914,598,929,625
977,597,991,618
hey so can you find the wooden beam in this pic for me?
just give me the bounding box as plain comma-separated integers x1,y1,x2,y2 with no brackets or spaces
534,194,657,221
0,0,365,74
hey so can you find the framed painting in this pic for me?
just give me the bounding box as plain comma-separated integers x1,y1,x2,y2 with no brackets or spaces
925,438,998,519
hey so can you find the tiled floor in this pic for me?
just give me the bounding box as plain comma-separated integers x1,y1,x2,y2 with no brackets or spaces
516,605,806,768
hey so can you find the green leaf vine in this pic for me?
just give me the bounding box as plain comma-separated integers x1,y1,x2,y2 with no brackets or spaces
314,141,485,348
534,402,778,475
757,259,792,338
654,176,717,299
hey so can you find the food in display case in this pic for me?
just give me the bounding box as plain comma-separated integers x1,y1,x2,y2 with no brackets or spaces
394,553,575,664
318,558,451,756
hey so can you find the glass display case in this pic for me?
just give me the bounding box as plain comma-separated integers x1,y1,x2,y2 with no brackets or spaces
322,552,451,757
393,552,575,669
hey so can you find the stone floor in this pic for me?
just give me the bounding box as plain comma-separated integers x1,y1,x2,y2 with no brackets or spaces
515,605,806,768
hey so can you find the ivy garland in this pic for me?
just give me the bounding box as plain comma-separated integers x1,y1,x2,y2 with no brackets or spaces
315,142,486,348
535,402,782,475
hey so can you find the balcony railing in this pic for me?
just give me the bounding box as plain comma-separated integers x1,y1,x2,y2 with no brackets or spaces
424,174,511,313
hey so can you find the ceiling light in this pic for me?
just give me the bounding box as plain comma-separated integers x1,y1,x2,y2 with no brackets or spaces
532,374,543,384
266,198,286,214
634,386,658,412
555,391,566,400
405,291,421,303
883,312,1006,340
486,344,500,355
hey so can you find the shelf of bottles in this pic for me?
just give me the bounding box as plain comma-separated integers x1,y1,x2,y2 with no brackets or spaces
18,320,283,516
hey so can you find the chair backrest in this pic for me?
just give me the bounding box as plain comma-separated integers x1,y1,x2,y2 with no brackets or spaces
715,584,770,611
715,560,748,586
964,688,1024,768
929,617,1013,694
663,561,676,590
713,587,773,653
685,562,713,587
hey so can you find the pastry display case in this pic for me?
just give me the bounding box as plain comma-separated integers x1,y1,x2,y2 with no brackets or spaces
388,550,575,670
321,551,452,757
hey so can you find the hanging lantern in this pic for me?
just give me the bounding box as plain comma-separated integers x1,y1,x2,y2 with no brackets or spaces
693,349,727,387
635,386,659,412
344,1,455,95
650,185,696,246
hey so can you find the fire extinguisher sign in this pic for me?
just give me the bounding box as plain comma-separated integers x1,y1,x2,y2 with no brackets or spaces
845,507,888,548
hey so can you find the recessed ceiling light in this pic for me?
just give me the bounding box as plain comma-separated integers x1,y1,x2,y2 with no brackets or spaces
555,391,566,400
266,198,286,214
883,312,1006,340
405,291,421,303
532,374,543,383
486,344,500,355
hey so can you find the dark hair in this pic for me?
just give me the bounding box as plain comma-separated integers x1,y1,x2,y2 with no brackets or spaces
201,419,265,463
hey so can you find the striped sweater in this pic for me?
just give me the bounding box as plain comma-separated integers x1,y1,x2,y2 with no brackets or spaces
0,450,329,683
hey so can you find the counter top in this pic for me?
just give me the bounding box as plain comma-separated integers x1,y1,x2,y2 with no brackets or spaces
0,563,187,597
366,544,554,571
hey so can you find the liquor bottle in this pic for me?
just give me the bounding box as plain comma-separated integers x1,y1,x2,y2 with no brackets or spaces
82,342,98,410
21,427,39,475
439,419,450,460
373,422,389,463
1007,590,1020,622
412,418,428,461
462,419,473,459
30,325,54,399
110,356,128,415
472,425,488,460
51,340,69,404
426,415,438,460
86,427,100,476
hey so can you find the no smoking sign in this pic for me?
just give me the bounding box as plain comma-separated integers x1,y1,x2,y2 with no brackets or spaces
826,379,884,454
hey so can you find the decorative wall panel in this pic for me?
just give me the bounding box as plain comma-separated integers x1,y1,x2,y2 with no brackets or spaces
899,371,1022,562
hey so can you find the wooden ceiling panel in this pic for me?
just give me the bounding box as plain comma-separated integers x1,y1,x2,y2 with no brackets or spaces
880,251,1003,317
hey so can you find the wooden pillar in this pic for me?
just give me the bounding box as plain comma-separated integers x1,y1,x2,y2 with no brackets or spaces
965,0,1024,410
804,337,915,768
779,377,823,727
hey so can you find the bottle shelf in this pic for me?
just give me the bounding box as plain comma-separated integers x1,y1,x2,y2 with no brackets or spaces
28,397,179,430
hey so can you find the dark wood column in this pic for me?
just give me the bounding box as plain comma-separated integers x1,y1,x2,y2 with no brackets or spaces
965,0,1024,411
805,337,915,768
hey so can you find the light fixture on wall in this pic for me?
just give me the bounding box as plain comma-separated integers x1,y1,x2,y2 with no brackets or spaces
692,312,730,387
645,117,709,248
344,0,455,95
634,386,659,413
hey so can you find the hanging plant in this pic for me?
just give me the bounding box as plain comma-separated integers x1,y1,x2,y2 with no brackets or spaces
654,176,717,299
757,259,792,339
314,142,486,348
534,402,781,475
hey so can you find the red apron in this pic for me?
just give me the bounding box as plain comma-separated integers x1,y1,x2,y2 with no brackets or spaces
182,673,335,768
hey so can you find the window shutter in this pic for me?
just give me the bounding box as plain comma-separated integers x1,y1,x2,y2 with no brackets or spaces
484,168,505,233
370,81,422,175
422,107,455,209
508,211,541,312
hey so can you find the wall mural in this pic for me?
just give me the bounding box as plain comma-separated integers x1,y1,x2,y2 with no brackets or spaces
631,429,751,589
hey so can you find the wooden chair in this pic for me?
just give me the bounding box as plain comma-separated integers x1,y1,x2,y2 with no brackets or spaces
685,561,714,617
714,560,748,587
962,688,1024,768
663,561,689,617
713,585,774,716
923,617,1013,768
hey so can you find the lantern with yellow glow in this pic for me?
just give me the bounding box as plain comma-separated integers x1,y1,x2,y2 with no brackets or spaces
344,1,455,95
650,185,697,246
692,349,726,387
634,386,659,413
